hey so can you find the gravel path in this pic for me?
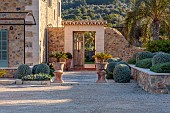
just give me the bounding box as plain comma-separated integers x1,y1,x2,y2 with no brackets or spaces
0,71,170,113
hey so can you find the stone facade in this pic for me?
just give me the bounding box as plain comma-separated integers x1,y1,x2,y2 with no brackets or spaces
0,0,33,67
40,0,62,63
48,27,64,62
0,0,61,67
104,27,143,61
130,65,170,94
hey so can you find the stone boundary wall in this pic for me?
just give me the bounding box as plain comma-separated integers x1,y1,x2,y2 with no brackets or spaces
130,65,170,94
104,27,143,61
48,27,64,63
0,68,17,78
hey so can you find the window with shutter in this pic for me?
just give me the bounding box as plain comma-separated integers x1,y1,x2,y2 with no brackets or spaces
0,30,8,67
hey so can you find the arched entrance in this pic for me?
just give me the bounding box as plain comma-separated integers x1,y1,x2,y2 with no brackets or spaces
62,20,107,68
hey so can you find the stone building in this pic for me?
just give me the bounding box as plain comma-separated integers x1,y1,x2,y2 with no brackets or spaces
0,0,62,67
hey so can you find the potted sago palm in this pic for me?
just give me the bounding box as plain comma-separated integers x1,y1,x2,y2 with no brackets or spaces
49,51,67,72
92,52,112,83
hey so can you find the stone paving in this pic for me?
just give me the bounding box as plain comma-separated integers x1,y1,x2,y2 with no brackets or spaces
0,71,170,113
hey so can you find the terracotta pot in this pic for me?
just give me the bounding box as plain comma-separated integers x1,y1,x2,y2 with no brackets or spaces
53,62,65,72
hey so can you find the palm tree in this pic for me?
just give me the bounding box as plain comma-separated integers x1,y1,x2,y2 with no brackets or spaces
124,0,170,45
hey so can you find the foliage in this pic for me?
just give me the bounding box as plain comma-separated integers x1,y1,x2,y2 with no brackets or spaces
32,64,38,74
16,64,32,79
22,73,51,81
124,0,170,46
47,63,55,77
106,62,118,79
113,64,131,83
150,62,170,73
135,58,152,69
62,0,131,28
147,40,170,53
49,51,67,62
106,58,122,63
35,64,50,74
92,52,112,62
136,51,153,61
127,58,136,64
0,70,7,78
66,52,73,59
152,53,170,66
116,61,129,67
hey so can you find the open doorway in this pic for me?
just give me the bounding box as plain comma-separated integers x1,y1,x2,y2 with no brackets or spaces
73,31,95,68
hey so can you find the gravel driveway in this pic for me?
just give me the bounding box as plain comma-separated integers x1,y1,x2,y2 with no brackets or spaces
0,71,169,113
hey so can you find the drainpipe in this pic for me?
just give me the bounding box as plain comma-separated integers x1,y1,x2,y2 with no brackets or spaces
46,0,49,63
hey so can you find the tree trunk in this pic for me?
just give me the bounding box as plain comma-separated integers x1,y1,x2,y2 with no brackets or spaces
152,19,160,40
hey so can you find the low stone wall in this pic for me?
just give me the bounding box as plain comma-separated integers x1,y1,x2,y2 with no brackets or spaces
0,67,17,78
130,65,170,94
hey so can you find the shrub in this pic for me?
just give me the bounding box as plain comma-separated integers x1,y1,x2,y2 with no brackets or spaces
127,58,136,64
106,58,122,63
16,64,32,79
22,73,51,81
147,40,170,53
152,53,170,66
113,64,131,83
35,63,50,74
116,61,129,67
135,58,152,68
136,51,153,61
32,64,38,74
106,62,118,79
66,52,73,59
150,62,170,73
152,52,165,56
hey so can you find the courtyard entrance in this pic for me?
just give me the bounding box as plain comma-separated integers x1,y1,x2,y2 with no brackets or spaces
73,31,95,68
63,20,107,68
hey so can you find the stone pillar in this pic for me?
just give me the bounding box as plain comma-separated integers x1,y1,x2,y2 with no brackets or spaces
96,70,107,83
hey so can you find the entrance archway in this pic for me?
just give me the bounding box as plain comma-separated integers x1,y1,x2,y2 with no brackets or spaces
62,20,107,68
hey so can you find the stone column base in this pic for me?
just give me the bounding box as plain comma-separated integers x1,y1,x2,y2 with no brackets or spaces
53,70,64,83
96,70,107,83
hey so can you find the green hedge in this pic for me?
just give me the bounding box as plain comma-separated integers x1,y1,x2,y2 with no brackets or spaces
135,58,152,68
152,53,170,66
136,51,153,61
22,73,51,81
147,40,170,53
150,62,170,73
127,58,136,64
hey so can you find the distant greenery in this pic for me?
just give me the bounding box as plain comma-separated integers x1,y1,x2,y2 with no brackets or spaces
62,0,132,28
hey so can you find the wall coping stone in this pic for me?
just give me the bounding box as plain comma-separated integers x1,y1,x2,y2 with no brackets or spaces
129,64,170,76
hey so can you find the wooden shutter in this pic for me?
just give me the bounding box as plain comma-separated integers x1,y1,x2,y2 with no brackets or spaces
0,30,8,67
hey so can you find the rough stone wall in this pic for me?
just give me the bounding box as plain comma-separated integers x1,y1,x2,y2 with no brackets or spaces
131,66,170,94
0,0,34,67
104,27,143,61
48,27,64,62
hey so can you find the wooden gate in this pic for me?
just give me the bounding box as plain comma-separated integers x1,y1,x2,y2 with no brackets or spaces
73,32,84,68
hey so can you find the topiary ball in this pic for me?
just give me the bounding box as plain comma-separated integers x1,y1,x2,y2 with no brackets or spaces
35,63,50,74
136,51,153,61
17,64,32,79
113,64,131,83
135,58,152,69
106,62,118,79
106,58,122,63
32,64,39,74
152,53,170,66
